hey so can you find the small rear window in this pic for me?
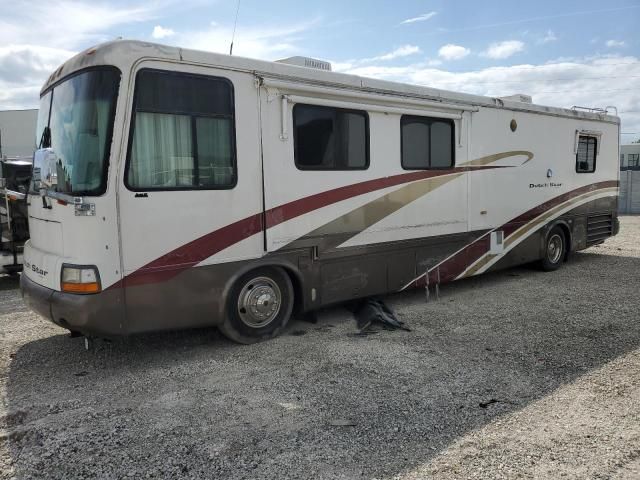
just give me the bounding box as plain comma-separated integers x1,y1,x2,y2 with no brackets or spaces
576,135,597,173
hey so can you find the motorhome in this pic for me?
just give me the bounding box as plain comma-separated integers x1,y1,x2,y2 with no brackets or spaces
21,40,619,343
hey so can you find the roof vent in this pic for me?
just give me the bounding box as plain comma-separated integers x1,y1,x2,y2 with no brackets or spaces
499,94,533,104
276,56,332,71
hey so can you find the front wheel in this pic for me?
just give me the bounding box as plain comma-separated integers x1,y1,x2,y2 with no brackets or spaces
539,226,566,271
219,267,294,344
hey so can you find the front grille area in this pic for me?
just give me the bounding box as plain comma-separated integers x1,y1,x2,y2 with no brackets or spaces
586,214,614,245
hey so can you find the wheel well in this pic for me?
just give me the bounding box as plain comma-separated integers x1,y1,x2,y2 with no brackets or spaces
279,266,304,315
554,222,572,261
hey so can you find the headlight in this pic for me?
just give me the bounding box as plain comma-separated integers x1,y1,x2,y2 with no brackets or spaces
61,265,101,294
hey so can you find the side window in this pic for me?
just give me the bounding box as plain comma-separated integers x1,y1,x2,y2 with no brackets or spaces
401,116,454,169
576,135,597,173
126,69,236,190
629,154,640,169
293,104,368,170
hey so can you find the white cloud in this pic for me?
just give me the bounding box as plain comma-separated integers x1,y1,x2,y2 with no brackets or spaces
538,30,557,44
0,44,76,109
438,44,470,61
400,12,437,25
0,1,159,49
152,25,175,39
327,46,422,72
483,40,525,59
335,55,640,144
606,39,626,48
0,0,168,109
174,20,316,60
367,45,421,62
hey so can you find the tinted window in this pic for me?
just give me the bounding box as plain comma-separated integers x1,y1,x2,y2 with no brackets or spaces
135,71,232,116
576,136,597,173
293,104,368,170
127,70,235,190
401,116,454,169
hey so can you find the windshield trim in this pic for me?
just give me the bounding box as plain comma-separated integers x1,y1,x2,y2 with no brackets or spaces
39,65,122,197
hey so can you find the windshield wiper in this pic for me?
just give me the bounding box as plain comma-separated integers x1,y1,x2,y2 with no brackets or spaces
38,126,51,149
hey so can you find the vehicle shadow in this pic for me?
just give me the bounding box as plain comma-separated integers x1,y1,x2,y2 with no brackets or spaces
3,250,640,479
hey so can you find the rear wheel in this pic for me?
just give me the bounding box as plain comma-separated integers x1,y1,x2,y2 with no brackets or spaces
540,226,566,271
219,267,294,344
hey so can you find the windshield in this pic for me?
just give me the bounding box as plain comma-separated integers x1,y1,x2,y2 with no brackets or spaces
38,67,120,195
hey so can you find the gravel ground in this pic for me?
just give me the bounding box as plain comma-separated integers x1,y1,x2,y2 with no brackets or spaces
1,216,639,480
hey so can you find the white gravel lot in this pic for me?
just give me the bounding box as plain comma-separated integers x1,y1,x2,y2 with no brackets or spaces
1,216,639,479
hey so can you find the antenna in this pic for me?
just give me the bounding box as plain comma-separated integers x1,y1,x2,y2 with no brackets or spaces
229,0,241,55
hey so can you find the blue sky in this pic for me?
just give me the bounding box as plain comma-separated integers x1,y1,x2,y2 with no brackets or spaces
1,0,639,140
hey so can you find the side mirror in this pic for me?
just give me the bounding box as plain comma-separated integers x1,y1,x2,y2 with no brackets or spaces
32,148,58,192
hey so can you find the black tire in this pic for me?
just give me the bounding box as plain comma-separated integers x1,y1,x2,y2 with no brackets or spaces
219,267,294,344
539,226,566,271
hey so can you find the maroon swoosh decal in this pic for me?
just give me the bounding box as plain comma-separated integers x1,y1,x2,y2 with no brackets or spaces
409,180,618,288
501,180,618,237
264,166,502,228
119,167,499,288
121,214,264,287
117,164,531,288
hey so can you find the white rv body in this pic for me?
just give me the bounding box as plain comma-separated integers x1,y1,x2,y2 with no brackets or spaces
21,41,619,341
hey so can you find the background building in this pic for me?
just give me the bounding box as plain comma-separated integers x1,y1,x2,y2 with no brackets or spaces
620,143,640,170
0,109,38,159
620,143,640,214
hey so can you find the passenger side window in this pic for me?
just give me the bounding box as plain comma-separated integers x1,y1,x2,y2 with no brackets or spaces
293,104,369,170
576,135,597,173
127,69,236,190
401,116,454,169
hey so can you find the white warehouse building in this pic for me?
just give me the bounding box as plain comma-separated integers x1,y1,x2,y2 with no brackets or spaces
0,109,38,159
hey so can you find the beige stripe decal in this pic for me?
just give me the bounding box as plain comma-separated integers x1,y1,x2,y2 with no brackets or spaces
458,187,617,279
278,150,535,252
504,188,618,251
459,150,533,167
305,173,463,249
462,253,498,277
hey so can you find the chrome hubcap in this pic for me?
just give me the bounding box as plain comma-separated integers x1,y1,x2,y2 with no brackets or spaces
547,234,563,264
237,277,281,328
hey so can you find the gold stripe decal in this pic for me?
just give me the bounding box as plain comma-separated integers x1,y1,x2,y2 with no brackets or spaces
457,187,617,279
459,150,534,167
276,150,533,252
305,173,463,250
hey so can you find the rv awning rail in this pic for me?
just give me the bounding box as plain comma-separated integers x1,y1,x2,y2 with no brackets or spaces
260,78,480,114
284,95,463,120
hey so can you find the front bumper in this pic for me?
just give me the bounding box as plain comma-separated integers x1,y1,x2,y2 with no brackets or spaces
21,273,125,336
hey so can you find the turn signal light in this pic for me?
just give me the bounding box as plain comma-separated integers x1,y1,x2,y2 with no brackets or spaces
61,265,101,294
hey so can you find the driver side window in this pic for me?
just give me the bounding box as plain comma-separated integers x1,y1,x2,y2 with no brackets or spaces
126,69,236,190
